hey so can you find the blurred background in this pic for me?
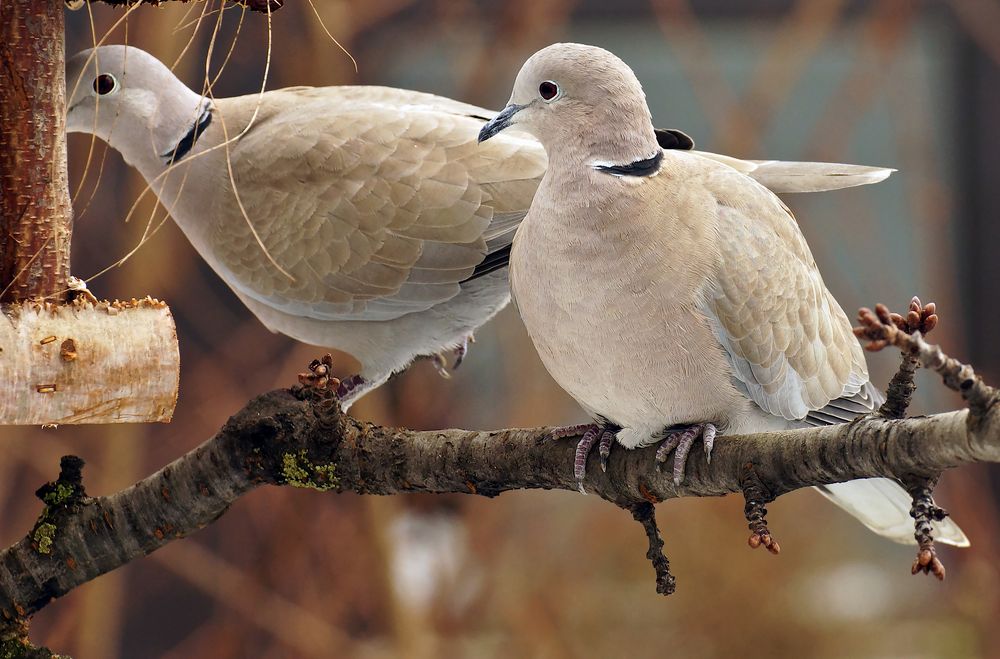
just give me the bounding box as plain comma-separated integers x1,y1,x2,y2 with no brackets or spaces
1,0,999,656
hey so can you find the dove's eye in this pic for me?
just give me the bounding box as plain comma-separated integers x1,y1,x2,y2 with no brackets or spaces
539,81,559,101
93,73,118,95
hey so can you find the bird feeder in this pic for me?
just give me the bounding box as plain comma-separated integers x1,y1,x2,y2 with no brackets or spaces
0,0,179,425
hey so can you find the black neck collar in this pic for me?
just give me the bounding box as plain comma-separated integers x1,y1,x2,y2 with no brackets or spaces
162,106,213,166
594,149,663,178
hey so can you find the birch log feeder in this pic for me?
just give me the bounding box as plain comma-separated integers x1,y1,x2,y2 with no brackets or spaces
0,299,179,425
0,0,180,426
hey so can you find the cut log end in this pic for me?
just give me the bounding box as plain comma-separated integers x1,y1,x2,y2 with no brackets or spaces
0,299,179,425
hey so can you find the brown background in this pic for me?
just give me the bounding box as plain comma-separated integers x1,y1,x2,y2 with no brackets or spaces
2,1,999,657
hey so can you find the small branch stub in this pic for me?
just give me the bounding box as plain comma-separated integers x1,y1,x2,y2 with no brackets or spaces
903,476,948,580
0,299,179,425
877,296,937,420
741,462,781,555
629,502,676,595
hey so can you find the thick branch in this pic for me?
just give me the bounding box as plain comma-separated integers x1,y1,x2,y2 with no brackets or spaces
0,0,73,302
1,380,998,624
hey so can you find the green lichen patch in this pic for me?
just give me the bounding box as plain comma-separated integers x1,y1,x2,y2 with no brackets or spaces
0,637,65,659
32,524,56,556
280,451,338,492
40,484,74,507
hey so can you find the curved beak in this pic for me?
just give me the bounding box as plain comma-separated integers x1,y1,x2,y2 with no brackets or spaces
478,103,523,143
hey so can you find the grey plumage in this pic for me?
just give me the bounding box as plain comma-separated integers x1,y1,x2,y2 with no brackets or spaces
481,42,966,547
66,44,896,414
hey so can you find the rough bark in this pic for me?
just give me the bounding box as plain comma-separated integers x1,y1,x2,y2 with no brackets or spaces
0,0,73,303
0,380,997,626
0,299,179,425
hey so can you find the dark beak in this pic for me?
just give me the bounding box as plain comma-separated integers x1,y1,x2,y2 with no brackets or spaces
478,104,522,143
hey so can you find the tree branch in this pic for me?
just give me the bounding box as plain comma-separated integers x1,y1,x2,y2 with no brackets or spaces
1,350,998,629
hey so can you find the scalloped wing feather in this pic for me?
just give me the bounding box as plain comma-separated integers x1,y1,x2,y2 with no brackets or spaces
209,90,544,322
702,171,869,421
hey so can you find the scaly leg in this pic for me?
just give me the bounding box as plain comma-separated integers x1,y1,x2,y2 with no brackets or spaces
548,422,618,493
430,333,476,379
654,423,717,486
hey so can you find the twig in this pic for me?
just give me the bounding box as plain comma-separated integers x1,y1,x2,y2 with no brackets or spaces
855,303,998,417
741,463,780,555
855,300,977,580
629,502,676,595
878,296,938,419
902,475,948,580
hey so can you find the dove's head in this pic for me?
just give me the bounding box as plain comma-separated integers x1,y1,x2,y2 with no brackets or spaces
478,43,659,166
66,45,209,171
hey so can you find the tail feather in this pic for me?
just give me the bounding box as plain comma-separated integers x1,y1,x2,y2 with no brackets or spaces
814,478,969,547
692,151,895,193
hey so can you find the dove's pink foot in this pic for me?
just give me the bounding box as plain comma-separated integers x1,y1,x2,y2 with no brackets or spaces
549,422,619,493
453,334,473,370
654,423,717,485
431,334,475,378
336,374,366,399
549,423,597,440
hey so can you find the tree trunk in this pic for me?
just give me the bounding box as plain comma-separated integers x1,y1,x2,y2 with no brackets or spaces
0,0,73,303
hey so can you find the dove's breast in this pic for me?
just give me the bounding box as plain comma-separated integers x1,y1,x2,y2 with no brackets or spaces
510,174,754,446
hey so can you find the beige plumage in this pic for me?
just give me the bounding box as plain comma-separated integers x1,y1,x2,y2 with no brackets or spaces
66,44,892,409
480,42,966,547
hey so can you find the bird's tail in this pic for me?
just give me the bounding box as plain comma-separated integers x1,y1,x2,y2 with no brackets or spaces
692,151,894,194
814,478,970,547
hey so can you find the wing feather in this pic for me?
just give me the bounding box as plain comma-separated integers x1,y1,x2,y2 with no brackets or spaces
701,170,870,421
210,90,544,322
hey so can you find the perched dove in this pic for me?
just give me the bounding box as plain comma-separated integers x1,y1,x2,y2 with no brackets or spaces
66,45,893,410
479,43,967,547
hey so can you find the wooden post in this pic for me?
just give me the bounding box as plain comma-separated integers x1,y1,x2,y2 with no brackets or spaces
0,0,74,302
0,1,180,425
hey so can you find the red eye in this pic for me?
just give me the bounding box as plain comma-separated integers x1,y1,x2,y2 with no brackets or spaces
539,80,559,101
93,73,117,95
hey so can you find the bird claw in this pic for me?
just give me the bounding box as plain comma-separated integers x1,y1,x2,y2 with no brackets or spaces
573,427,600,492
549,422,618,493
654,423,716,485
431,334,475,378
335,374,365,400
432,353,452,379
453,333,474,370
547,423,598,441
598,429,614,472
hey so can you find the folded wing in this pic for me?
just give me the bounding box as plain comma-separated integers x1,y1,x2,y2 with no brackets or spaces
211,89,545,322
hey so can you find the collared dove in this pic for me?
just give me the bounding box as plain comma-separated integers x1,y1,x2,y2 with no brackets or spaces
66,45,893,411
479,42,967,547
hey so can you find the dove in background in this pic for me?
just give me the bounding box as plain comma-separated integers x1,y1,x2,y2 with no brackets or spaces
478,42,967,547
66,45,894,411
